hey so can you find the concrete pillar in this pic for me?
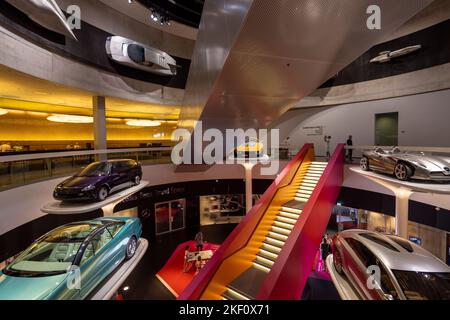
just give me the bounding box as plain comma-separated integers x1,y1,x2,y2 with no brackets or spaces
395,188,413,239
243,163,255,214
93,96,107,161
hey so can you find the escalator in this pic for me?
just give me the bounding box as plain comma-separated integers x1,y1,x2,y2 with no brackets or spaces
222,161,327,300
180,144,344,300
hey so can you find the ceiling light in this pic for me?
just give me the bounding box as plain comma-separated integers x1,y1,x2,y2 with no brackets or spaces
47,114,93,124
0,108,8,116
126,119,161,127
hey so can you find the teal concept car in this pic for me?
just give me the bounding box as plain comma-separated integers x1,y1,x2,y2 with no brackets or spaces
0,217,142,300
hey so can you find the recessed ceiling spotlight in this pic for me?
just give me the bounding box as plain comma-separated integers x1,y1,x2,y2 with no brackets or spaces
0,108,8,116
47,114,93,124
127,0,134,4
126,119,161,127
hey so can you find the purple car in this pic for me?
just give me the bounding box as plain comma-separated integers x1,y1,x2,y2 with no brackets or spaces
53,159,142,202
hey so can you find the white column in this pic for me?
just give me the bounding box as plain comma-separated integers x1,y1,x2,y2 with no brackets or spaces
93,96,107,161
243,163,255,213
394,188,413,238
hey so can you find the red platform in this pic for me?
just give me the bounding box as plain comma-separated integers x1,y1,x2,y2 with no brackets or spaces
156,241,220,297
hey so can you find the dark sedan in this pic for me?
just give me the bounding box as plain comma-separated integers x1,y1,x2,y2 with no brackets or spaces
54,159,142,202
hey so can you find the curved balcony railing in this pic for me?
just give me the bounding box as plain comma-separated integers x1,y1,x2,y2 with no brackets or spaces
0,147,172,191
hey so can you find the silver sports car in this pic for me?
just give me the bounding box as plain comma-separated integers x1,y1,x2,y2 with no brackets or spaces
332,230,450,300
106,36,178,76
360,147,450,181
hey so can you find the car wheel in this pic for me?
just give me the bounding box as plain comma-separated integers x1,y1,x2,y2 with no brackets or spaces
360,157,370,171
125,236,137,260
134,175,141,185
97,186,109,202
333,250,344,275
394,163,413,181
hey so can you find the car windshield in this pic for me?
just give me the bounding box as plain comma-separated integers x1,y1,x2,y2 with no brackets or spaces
77,162,110,177
5,223,100,277
128,44,146,64
393,270,450,300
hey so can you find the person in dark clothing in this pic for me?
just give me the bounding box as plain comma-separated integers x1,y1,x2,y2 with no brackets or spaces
320,236,332,272
346,135,353,162
195,231,204,251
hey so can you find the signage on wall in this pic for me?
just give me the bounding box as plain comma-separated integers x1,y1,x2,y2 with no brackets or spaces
303,126,324,136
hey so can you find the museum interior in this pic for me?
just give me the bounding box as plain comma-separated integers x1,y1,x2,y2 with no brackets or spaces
0,0,449,302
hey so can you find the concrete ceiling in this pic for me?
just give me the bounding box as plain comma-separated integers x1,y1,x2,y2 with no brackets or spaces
96,0,198,40
180,0,435,135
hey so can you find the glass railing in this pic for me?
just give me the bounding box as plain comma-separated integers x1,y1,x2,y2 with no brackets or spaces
0,147,172,191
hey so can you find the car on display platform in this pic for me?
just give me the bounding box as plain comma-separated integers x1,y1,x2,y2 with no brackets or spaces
0,217,142,300
360,147,450,182
106,36,179,76
232,138,266,159
53,159,142,202
332,230,450,300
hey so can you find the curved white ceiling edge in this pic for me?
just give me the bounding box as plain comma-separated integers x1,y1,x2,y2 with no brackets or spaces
294,62,450,109
96,0,198,41
0,26,184,106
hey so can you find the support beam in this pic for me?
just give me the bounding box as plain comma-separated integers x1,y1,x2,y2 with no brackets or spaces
395,188,413,238
93,96,107,161
243,163,255,213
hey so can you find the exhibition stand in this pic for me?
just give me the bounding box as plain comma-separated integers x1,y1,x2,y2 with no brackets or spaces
89,238,148,300
232,154,270,213
350,167,450,238
326,255,361,300
41,181,149,215
156,241,220,297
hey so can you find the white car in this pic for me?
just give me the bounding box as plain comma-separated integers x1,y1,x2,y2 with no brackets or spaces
370,45,422,63
106,36,178,76
6,0,77,40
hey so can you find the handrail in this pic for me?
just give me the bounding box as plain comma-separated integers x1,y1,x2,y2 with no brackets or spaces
345,145,450,153
178,144,314,300
257,144,345,299
0,147,172,163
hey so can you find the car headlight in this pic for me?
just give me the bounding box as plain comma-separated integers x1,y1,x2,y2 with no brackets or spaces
82,185,96,192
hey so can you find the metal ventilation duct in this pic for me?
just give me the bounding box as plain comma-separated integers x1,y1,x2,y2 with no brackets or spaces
180,0,434,134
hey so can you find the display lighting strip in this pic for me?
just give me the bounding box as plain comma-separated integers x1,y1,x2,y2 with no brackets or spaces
47,114,93,124
125,119,162,127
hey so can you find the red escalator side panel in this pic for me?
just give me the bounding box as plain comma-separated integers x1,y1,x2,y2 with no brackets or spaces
179,144,313,300
257,144,345,299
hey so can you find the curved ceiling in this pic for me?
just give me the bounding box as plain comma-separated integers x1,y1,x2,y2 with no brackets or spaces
137,0,205,28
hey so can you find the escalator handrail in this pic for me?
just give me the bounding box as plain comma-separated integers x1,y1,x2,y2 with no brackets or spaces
257,144,345,299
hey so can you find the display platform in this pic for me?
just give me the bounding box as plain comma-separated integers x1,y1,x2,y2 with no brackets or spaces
156,241,220,298
41,181,149,214
89,238,148,300
326,255,361,300
349,167,450,194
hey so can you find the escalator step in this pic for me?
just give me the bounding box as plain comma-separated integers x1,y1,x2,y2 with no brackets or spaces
279,211,300,219
271,226,291,236
276,216,297,225
261,242,282,253
264,237,285,248
273,221,294,230
258,248,278,260
255,255,274,268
